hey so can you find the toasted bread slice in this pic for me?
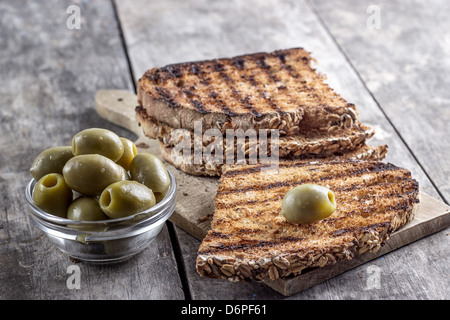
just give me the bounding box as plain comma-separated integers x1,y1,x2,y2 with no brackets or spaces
159,141,388,177
137,48,360,135
196,160,419,281
136,106,377,161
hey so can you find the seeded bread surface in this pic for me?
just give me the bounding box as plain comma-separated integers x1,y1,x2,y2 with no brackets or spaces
196,160,419,281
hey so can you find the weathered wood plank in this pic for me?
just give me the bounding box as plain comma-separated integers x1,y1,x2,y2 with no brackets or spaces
309,0,450,204
115,0,448,299
0,0,184,299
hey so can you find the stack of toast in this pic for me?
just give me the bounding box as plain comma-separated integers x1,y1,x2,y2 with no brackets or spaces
136,48,387,176
135,48,418,283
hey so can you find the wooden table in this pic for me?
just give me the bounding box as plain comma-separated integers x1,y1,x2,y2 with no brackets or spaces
1,0,448,300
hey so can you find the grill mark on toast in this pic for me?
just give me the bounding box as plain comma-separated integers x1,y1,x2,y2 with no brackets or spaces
275,51,302,80
217,162,402,195
191,60,254,116
233,58,246,71
198,237,305,255
222,161,398,178
180,61,240,117
189,99,208,114
273,50,347,129
181,62,240,117
153,87,182,109
222,160,320,178
214,179,417,210
275,53,325,110
219,166,397,195
199,220,393,255
257,50,313,114
218,68,262,117
165,64,184,79
240,73,279,112
221,53,284,116
247,55,281,111
207,92,239,117
253,54,302,114
210,201,402,244
330,222,392,237
215,195,416,231
182,62,223,115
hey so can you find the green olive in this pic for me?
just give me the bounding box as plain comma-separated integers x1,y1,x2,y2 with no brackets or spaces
116,137,138,171
67,197,108,221
72,128,124,162
30,146,74,181
119,165,130,180
67,197,109,231
99,180,156,219
62,154,126,196
33,173,73,218
281,184,336,224
129,153,170,202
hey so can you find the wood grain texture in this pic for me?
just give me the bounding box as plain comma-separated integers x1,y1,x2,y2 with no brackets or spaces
0,0,183,299
115,0,449,299
309,0,450,203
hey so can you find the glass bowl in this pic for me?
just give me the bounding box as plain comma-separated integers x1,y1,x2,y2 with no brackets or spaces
24,170,177,264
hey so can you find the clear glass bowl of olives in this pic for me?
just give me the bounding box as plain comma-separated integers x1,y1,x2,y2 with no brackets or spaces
24,128,177,264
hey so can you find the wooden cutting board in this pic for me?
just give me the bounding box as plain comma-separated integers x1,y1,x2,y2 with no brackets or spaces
95,89,450,296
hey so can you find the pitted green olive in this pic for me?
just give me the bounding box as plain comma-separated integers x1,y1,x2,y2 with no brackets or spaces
67,197,108,221
99,180,156,219
130,153,170,202
67,197,109,231
30,146,74,181
281,184,336,224
72,128,124,161
33,173,73,218
116,137,137,171
62,154,126,196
